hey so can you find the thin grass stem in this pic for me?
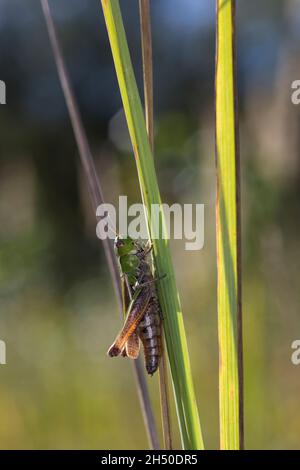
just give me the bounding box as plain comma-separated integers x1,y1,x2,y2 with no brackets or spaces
41,0,160,450
138,0,154,150
138,0,172,450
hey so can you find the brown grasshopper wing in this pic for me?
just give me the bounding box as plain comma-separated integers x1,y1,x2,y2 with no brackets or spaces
120,272,137,358
119,275,141,359
107,286,151,357
121,331,140,359
125,332,140,359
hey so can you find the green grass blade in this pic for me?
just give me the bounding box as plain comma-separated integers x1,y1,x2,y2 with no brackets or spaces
100,0,204,450
215,0,244,450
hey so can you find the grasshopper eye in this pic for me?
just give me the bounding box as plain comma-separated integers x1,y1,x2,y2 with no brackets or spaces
115,238,124,249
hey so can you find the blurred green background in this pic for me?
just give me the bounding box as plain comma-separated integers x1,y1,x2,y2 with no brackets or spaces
0,0,300,449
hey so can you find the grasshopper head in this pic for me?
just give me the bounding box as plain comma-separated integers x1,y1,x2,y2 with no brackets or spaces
114,236,136,257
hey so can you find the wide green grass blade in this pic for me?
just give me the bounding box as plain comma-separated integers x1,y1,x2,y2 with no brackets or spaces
100,0,204,450
215,0,244,450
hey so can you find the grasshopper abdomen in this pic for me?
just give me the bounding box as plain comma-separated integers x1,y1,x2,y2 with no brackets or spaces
138,297,162,375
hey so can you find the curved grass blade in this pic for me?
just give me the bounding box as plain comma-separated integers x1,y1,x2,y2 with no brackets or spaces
100,0,204,450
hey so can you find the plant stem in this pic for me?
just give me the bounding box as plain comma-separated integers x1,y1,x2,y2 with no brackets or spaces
138,0,172,450
138,0,154,151
100,0,204,449
41,0,160,450
215,0,244,449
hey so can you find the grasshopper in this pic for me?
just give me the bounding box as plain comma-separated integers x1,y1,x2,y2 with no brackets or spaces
107,236,163,375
